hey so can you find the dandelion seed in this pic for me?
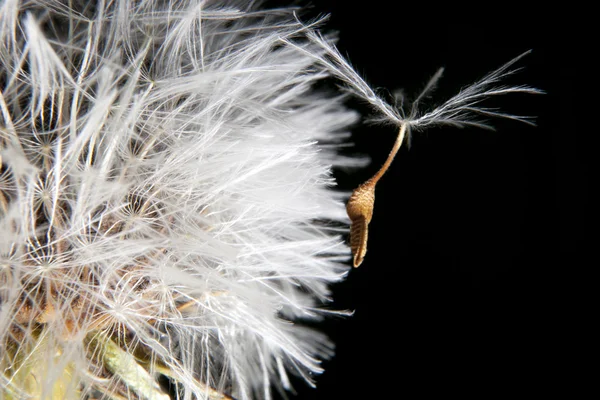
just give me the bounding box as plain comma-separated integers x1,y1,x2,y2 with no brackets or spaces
344,53,542,267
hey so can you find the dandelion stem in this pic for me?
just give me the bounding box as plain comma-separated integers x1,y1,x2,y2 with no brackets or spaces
370,123,407,186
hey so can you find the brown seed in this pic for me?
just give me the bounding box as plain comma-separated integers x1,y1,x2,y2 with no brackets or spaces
347,124,406,267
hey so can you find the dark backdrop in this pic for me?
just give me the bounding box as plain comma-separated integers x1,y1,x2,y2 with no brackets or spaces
270,1,584,398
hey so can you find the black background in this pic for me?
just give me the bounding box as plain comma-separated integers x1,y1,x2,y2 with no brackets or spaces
270,1,584,399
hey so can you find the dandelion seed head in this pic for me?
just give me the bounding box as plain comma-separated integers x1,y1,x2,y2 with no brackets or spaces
0,1,358,398
0,0,540,397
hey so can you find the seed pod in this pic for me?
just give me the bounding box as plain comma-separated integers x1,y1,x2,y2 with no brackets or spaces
346,182,375,267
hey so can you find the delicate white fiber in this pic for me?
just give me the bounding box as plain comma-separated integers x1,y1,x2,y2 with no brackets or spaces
0,1,538,399
287,32,542,139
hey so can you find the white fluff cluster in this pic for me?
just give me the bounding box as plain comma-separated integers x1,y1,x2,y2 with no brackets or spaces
0,0,540,399
0,1,358,399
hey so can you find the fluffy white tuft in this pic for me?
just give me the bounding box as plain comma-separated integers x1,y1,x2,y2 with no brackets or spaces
0,1,358,399
284,32,543,139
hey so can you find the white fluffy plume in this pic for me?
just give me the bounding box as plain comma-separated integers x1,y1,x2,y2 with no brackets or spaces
0,1,538,399
1,1,356,399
